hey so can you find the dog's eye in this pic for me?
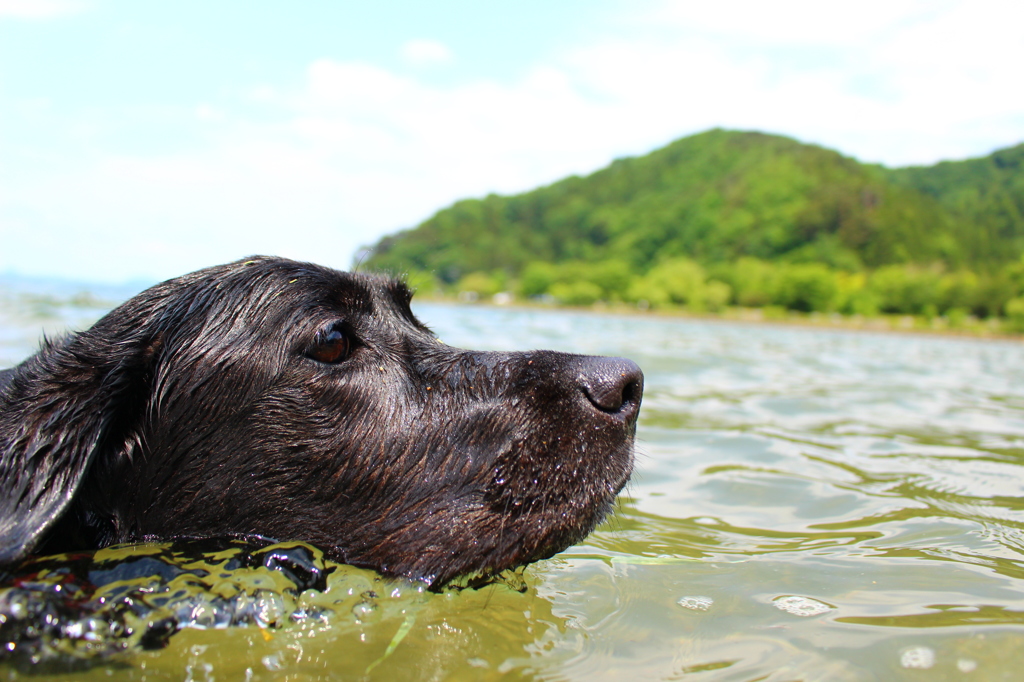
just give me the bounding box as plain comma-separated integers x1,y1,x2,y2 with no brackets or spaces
307,328,351,364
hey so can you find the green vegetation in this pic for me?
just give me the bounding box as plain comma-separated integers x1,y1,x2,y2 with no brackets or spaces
362,129,1024,331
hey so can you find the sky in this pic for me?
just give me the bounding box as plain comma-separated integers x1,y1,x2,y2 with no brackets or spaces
1,0,1022,284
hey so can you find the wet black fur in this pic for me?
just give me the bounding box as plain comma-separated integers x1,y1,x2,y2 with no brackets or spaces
0,257,642,586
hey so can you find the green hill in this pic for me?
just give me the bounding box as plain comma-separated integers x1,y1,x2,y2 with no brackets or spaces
363,129,1024,322
887,142,1024,267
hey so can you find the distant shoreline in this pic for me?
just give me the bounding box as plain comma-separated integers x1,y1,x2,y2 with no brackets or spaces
412,296,1024,343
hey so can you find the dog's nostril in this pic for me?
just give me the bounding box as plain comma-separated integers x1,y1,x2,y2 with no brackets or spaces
579,357,644,414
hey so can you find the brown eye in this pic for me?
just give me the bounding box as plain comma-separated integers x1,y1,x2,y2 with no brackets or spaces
307,328,351,364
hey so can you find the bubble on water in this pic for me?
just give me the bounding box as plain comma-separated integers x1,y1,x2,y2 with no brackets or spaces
900,646,935,669
253,591,287,628
677,596,714,611
957,658,977,673
772,596,834,617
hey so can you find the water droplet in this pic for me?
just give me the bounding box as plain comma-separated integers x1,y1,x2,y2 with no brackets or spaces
677,596,713,611
900,646,935,669
351,599,379,624
772,595,833,617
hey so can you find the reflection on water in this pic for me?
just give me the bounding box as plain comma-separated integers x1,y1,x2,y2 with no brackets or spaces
3,288,1024,680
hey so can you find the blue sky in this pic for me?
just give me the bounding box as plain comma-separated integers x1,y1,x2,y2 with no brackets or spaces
1,0,1022,283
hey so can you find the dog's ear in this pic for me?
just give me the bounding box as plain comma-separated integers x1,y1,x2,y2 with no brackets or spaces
0,329,161,566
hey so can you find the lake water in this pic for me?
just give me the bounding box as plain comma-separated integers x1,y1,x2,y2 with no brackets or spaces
3,284,1024,681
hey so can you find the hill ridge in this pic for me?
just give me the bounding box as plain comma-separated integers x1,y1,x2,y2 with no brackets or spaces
363,129,1024,321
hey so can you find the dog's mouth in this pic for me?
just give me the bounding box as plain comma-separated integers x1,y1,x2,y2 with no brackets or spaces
484,432,636,535
474,356,642,571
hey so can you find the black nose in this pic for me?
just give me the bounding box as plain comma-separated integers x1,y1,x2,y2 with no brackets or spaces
578,357,644,416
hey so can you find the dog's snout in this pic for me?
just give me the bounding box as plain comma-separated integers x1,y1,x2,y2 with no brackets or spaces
579,357,644,416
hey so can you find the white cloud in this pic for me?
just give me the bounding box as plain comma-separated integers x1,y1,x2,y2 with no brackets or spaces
0,57,625,282
565,0,1024,163
194,104,225,122
0,0,84,19
2,0,1023,282
400,39,454,67
645,0,942,47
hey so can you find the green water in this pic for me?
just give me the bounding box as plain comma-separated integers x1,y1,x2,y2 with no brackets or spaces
4,294,1024,680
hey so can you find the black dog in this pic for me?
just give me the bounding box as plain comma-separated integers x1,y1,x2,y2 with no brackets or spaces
0,257,642,586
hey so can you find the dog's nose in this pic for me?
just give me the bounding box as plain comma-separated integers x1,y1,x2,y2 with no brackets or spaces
578,357,644,416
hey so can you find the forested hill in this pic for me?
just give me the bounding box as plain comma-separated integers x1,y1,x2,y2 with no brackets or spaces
362,129,1024,322
365,130,1021,278
887,142,1024,266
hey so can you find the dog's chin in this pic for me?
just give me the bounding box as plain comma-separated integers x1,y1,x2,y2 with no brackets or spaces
476,460,635,584
334,465,633,589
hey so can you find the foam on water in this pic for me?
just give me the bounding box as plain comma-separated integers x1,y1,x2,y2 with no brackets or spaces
772,595,834,617
676,596,713,612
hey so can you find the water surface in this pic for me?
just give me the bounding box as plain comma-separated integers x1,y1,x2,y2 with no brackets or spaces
3,286,1024,680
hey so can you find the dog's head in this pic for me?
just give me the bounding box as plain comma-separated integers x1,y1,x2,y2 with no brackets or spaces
0,257,642,586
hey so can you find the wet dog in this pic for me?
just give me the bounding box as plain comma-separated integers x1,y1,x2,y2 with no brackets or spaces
0,257,642,586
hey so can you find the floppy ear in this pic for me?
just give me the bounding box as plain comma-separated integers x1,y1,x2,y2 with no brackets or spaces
0,330,160,566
